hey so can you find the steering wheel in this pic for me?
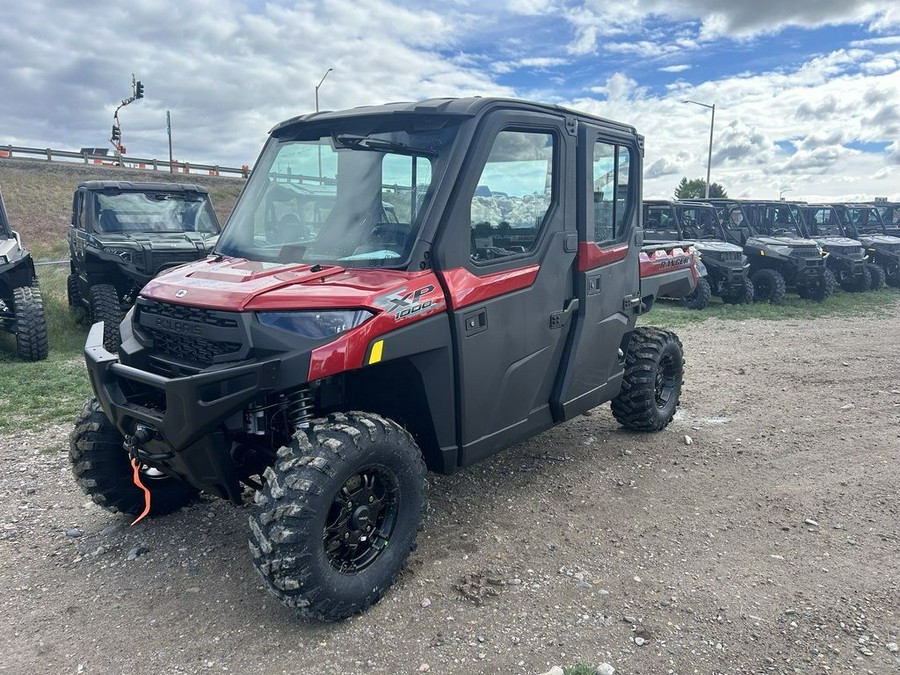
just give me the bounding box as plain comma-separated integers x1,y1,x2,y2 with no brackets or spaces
370,222,411,246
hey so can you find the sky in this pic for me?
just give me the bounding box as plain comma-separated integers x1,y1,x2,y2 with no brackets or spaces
1,0,899,202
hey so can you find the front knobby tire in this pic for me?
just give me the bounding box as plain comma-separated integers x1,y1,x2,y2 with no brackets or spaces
249,412,427,621
798,268,834,302
750,268,786,304
866,263,886,290
89,284,123,352
681,276,711,310
69,398,197,517
12,284,48,361
840,266,871,293
720,277,754,305
611,327,684,432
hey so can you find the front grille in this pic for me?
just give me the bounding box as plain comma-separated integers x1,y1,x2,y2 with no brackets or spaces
147,330,242,365
136,298,243,366
828,245,863,257
138,298,239,328
790,245,821,258
715,251,742,262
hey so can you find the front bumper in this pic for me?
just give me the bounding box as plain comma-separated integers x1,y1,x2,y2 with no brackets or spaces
85,322,283,498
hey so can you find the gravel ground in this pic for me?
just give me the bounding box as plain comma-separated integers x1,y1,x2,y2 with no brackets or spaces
1,313,898,675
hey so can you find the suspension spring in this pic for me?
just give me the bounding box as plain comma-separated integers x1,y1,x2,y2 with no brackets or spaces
286,386,316,429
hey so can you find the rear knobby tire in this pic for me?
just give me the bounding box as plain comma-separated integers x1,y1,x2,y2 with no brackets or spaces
611,327,684,432
67,273,80,308
69,398,197,517
67,273,89,324
12,284,48,361
750,268,786,304
249,411,427,621
89,283,123,352
681,276,711,310
867,263,886,290
721,277,754,304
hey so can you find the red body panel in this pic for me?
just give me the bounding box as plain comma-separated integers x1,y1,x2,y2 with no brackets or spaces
577,242,628,272
141,257,449,382
638,245,697,279
437,265,540,310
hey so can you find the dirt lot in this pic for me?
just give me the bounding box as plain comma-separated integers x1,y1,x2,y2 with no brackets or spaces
1,311,899,675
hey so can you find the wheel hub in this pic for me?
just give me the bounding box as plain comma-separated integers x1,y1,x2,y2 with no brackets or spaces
323,468,399,573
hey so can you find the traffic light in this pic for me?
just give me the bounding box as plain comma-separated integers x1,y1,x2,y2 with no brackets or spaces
135,81,144,99
111,125,121,141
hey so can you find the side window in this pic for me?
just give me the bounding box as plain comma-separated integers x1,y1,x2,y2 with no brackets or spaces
470,130,554,263
592,142,632,243
79,193,89,231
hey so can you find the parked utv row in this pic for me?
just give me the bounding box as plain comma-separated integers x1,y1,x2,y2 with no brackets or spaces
642,197,900,307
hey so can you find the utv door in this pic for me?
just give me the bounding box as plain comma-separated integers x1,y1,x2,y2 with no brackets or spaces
434,112,577,466
69,189,89,276
551,125,642,420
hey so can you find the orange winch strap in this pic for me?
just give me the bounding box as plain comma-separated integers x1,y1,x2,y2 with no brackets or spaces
130,458,152,526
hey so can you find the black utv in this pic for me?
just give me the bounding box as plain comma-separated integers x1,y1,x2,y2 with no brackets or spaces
699,199,829,303
643,200,753,307
830,203,900,288
0,187,48,361
874,202,900,237
795,204,871,292
67,181,221,351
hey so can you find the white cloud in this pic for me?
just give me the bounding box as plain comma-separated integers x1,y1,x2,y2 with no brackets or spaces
659,64,693,73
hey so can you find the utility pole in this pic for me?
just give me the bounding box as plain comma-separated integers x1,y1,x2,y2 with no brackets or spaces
683,100,716,198
167,110,174,174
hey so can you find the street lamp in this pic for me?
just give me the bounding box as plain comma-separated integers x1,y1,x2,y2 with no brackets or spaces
779,188,793,201
683,99,716,198
315,67,333,112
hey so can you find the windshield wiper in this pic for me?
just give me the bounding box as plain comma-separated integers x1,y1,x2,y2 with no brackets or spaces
332,134,436,157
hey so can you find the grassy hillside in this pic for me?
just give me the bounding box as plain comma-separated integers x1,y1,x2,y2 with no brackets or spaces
0,157,244,258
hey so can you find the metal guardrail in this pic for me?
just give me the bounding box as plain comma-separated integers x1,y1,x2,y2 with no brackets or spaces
0,144,250,178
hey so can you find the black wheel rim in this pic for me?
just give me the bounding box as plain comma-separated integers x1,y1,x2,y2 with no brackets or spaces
323,467,400,573
655,351,679,408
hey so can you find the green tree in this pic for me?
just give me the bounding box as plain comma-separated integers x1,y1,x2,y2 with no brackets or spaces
674,177,728,199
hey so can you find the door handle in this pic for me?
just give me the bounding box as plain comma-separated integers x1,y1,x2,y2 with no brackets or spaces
464,308,488,336
550,298,579,329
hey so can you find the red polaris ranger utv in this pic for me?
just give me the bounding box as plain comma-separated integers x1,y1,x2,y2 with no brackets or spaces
71,98,692,620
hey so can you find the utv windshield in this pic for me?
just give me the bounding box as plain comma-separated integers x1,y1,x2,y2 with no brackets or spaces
675,204,726,240
93,192,219,234
754,204,803,237
846,206,886,235
0,191,10,237
802,207,842,237
216,120,460,268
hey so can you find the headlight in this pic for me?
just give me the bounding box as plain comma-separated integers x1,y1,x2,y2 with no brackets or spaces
104,247,134,262
257,309,374,339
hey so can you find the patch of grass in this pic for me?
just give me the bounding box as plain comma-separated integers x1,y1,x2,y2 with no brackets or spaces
640,287,900,328
0,263,91,430
563,664,599,675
